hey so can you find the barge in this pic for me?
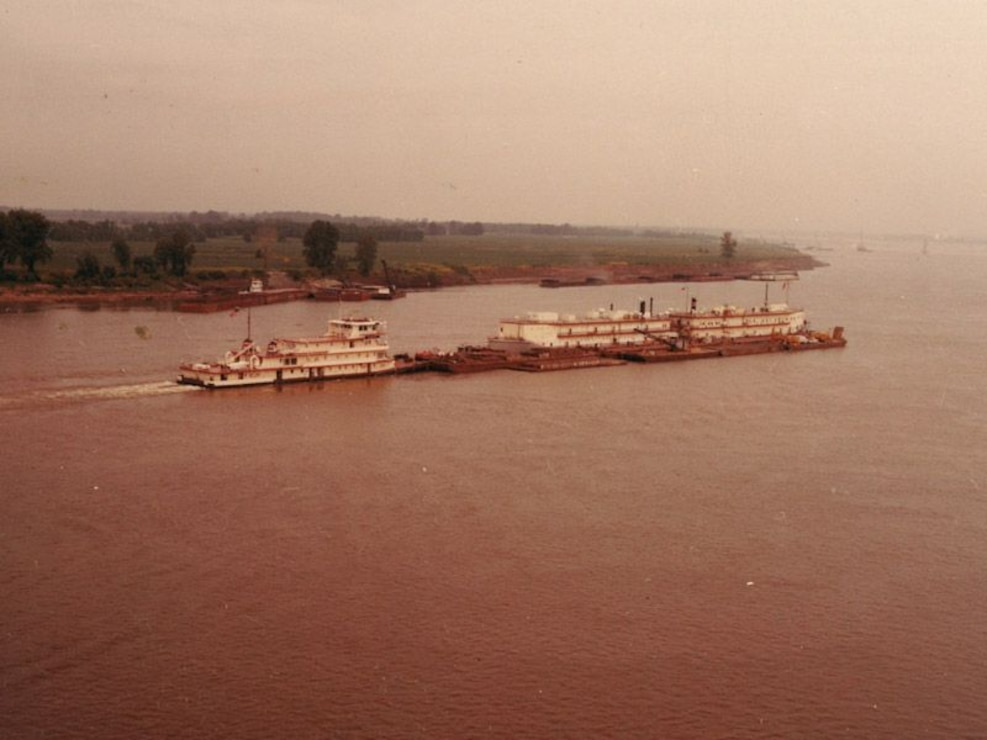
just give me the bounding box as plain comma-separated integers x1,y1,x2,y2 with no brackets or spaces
484,298,844,369
421,347,512,374
177,280,308,313
508,349,626,372
489,299,810,353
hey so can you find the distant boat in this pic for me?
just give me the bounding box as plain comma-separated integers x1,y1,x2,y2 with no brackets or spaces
312,287,372,301
367,284,407,300
744,271,799,282
371,259,407,299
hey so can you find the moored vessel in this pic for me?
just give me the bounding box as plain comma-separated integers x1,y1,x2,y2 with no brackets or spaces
312,286,374,302
176,287,308,313
177,316,396,388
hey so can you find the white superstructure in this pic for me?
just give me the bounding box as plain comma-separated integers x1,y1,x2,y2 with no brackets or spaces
669,303,806,341
488,308,677,352
488,302,807,351
178,316,396,388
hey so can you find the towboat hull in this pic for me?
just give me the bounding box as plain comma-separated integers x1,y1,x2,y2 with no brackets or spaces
177,359,396,388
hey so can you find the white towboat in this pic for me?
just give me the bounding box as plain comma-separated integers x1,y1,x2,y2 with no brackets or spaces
177,316,396,388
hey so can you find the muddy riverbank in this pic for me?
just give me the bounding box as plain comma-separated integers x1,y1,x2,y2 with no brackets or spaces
0,254,821,310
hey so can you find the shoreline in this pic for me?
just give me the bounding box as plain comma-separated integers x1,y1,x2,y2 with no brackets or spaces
0,255,822,311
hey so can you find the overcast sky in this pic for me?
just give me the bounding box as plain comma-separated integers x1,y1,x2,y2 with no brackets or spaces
3,1,985,236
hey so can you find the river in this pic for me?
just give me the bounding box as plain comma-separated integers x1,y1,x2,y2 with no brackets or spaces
2,237,985,738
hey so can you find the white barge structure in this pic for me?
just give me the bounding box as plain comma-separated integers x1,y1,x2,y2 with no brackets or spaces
177,316,396,388
489,299,809,352
477,296,844,369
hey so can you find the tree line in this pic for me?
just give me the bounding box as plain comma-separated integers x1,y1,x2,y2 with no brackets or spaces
47,216,426,244
1,209,379,283
33,209,704,245
0,209,199,281
301,221,377,277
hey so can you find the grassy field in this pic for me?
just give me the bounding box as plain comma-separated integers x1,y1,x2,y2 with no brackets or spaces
379,233,801,269
40,232,801,279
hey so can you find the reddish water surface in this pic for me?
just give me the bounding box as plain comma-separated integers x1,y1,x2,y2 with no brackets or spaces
2,238,986,738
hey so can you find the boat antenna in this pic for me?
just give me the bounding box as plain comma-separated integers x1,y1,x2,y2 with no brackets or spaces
247,305,252,341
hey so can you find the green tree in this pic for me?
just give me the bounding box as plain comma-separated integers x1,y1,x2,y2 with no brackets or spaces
302,220,339,276
154,229,196,277
111,238,132,272
720,231,737,259
355,233,378,277
7,209,53,277
132,255,158,275
0,211,11,268
75,251,103,283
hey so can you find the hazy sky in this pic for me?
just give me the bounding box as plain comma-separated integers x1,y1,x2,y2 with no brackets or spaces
3,1,986,235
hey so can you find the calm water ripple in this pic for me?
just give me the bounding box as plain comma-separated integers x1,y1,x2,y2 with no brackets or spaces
2,238,986,738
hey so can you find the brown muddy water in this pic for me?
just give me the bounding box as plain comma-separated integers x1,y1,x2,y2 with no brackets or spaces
2,238,985,738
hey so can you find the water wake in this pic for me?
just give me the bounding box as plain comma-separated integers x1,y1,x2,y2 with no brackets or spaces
0,380,197,410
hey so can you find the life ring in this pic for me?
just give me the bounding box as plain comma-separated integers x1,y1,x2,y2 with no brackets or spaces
249,355,261,369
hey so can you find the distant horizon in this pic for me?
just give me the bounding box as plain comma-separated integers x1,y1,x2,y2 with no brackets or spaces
3,203,979,244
